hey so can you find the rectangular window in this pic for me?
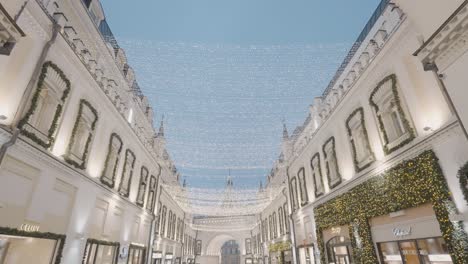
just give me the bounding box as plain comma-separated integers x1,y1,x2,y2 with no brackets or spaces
298,168,309,205
136,167,149,207
118,149,136,197
100,133,123,188
127,245,146,264
346,108,375,172
83,239,119,264
311,154,324,197
289,177,299,211
146,176,157,212
323,137,342,189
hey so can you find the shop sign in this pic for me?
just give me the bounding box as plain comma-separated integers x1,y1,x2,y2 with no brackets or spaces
152,252,163,259
392,226,411,237
331,227,341,235
19,223,40,232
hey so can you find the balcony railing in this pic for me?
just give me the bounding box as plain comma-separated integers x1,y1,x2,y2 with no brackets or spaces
322,0,390,97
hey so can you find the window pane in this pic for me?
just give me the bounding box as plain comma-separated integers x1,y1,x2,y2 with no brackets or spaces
399,241,420,264
417,238,452,264
379,242,403,264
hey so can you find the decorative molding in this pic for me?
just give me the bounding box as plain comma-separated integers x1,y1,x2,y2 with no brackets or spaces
369,74,415,155
322,137,342,190
118,149,136,198
415,2,468,71
19,61,71,149
314,150,468,264
311,153,325,198
100,132,123,189
345,107,375,172
64,99,98,170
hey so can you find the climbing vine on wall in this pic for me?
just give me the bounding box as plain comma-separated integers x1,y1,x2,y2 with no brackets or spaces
314,150,468,264
19,61,71,149
369,74,415,155
64,99,98,170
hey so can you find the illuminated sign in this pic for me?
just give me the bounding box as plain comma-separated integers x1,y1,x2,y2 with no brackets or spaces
19,224,40,232
392,227,411,237
331,227,341,235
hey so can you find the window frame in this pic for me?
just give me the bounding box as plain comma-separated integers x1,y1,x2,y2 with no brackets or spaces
311,153,325,198
100,133,123,188
118,149,136,197
345,107,375,172
322,137,342,190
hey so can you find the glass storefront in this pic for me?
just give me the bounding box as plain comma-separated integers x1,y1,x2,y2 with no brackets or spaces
378,237,452,264
326,236,353,264
83,239,119,264
0,234,60,264
152,251,162,264
127,245,146,264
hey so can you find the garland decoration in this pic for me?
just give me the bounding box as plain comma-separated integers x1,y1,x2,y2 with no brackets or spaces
118,149,136,198
345,107,375,173
0,226,66,264
314,150,468,264
64,99,98,170
19,61,71,149
458,162,468,204
82,238,120,264
369,74,415,155
311,153,324,198
100,133,123,189
322,136,342,189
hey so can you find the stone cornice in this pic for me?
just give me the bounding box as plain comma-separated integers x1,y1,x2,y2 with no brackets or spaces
414,1,468,71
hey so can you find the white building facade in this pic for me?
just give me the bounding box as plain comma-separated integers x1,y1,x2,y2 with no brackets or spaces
0,0,196,264
1,0,468,264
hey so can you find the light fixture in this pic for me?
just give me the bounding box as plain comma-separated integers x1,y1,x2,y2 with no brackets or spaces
423,126,434,132
0,115,7,121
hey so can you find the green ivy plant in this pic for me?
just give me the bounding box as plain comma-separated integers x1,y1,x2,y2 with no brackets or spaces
118,149,136,198
311,153,325,198
0,226,66,264
64,99,98,170
100,133,123,189
369,74,415,155
314,150,468,264
458,162,468,204
323,136,342,189
345,107,375,173
18,61,71,149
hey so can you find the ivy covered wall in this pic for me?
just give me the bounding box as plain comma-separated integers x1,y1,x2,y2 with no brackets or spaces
314,150,468,264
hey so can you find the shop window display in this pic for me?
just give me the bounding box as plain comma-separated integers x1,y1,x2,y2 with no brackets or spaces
378,237,452,264
83,239,119,264
0,235,60,264
326,236,353,264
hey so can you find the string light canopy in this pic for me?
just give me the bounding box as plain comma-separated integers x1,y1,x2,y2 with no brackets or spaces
162,183,285,217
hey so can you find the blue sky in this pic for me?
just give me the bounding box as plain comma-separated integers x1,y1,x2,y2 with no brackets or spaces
100,0,380,189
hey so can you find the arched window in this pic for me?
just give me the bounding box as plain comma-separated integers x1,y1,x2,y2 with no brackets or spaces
289,177,299,211
311,153,324,197
146,175,157,212
65,99,98,169
323,137,342,189
160,206,167,236
297,167,308,205
168,210,173,239
272,212,278,238
370,75,414,154
278,207,284,235
283,202,290,234
346,108,375,172
118,149,136,197
136,166,149,207
20,62,71,149
100,133,123,188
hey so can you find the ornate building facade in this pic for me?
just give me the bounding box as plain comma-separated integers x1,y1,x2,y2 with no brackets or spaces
1,0,468,264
